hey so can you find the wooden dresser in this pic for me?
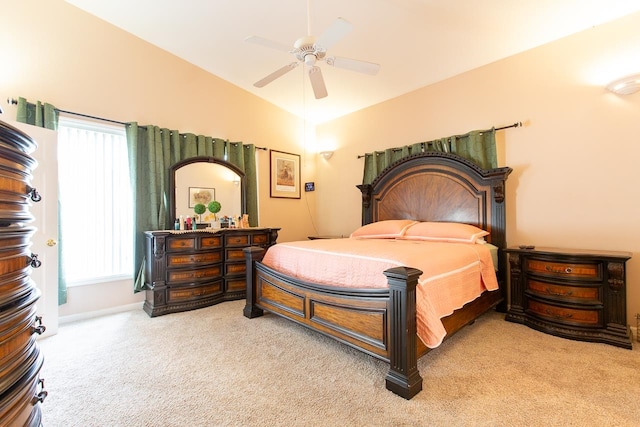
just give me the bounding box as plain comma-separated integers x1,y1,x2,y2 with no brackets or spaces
0,120,47,426
505,246,632,349
143,227,279,317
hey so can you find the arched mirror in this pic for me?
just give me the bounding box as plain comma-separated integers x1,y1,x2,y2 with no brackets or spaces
169,156,246,225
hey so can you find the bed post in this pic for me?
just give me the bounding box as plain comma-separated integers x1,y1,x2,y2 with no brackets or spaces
356,184,373,225
383,266,423,400
243,246,265,319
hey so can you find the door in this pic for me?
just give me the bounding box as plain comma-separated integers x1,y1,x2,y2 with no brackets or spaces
3,116,59,338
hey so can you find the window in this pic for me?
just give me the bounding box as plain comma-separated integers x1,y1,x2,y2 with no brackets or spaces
57,116,133,285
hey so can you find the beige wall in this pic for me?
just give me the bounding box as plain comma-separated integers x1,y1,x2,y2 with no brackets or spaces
2,1,639,326
1,0,317,244
0,0,318,317
316,12,640,325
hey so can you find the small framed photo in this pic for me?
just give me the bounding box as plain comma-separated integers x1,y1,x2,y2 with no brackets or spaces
188,187,215,208
270,150,300,199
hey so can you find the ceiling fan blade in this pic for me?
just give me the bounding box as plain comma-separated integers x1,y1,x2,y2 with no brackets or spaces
244,35,292,53
254,63,299,88
325,56,380,76
308,66,328,99
314,17,352,50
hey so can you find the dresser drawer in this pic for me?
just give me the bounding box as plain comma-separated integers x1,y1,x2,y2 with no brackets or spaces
167,281,223,303
225,234,249,247
0,347,44,427
526,259,600,280
201,236,222,248
144,228,279,317
167,251,222,268
167,265,222,283
526,279,601,304
167,237,196,251
226,278,246,292
225,262,246,276
225,248,246,262
526,299,601,327
252,233,268,245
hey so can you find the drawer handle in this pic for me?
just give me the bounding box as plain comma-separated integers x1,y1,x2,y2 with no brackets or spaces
31,378,48,404
27,253,42,268
545,265,572,274
544,287,572,297
545,309,573,320
31,316,47,335
26,186,42,202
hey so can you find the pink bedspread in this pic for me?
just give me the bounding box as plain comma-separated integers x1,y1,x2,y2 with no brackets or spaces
262,238,498,348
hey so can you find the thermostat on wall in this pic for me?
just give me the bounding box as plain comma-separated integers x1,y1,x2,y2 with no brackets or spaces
305,182,315,192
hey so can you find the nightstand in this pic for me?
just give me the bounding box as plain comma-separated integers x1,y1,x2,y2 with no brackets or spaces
505,246,632,349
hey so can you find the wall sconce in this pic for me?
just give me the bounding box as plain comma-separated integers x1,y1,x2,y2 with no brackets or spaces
232,179,240,186
606,73,640,95
319,151,334,160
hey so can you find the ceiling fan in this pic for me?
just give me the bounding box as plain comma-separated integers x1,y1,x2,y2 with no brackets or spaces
245,14,380,99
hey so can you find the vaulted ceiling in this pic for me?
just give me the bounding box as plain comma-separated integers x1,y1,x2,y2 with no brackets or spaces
66,0,640,124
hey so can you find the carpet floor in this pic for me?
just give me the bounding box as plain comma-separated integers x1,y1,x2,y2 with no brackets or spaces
38,300,640,426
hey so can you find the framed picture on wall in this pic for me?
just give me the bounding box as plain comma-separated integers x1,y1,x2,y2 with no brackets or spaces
188,187,215,207
270,150,300,199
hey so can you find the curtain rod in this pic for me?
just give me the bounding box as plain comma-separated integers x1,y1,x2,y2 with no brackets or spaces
8,97,128,125
7,97,267,150
356,122,523,159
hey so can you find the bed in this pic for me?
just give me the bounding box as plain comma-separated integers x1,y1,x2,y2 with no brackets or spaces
243,151,512,399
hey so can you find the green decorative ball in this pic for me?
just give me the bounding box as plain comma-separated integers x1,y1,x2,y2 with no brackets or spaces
207,200,221,214
194,203,206,215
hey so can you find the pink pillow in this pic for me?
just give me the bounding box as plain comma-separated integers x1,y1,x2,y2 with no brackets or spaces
400,222,489,243
350,220,418,239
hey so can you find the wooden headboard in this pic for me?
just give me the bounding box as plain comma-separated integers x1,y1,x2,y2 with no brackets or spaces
358,152,512,284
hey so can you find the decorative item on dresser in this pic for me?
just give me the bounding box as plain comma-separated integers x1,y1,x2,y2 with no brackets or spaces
0,120,47,426
143,228,279,317
505,246,632,349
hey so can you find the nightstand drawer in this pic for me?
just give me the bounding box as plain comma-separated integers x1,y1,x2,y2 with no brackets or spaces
505,246,631,348
526,259,600,280
526,299,601,327
526,279,601,304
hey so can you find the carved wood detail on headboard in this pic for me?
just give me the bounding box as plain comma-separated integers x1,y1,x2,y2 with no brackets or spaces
358,151,512,247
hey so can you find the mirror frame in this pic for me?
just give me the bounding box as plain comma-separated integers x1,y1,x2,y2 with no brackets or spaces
169,156,247,223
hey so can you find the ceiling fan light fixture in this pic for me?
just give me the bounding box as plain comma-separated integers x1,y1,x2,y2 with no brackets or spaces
304,54,317,66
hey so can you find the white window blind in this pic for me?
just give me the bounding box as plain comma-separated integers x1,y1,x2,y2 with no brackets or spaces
57,117,133,285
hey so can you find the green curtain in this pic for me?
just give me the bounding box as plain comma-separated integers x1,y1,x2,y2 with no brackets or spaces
362,128,496,185
15,97,67,305
16,97,59,130
126,124,259,293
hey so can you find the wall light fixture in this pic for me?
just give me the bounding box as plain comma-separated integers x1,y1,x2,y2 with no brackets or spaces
607,73,640,95
319,151,334,160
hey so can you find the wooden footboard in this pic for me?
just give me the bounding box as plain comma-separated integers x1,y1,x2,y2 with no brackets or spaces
244,246,505,399
243,246,424,399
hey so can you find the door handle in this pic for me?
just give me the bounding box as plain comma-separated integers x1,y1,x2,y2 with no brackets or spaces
47,239,57,247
